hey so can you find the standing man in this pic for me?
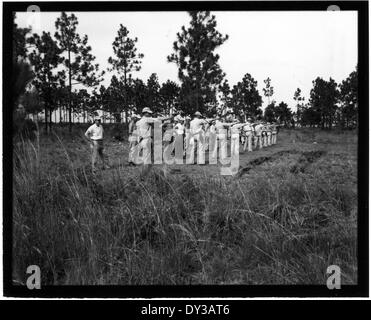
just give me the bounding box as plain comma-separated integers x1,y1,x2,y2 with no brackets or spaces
135,107,157,165
214,115,236,162
242,118,254,152
261,122,268,147
266,122,272,146
128,114,139,166
230,120,245,157
135,107,172,166
208,119,217,163
184,116,191,157
271,122,278,145
203,119,211,151
231,118,255,156
174,115,185,136
253,120,264,150
173,116,185,162
188,111,207,164
85,118,108,172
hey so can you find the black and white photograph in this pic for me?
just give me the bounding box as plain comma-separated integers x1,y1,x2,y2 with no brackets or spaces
2,1,368,299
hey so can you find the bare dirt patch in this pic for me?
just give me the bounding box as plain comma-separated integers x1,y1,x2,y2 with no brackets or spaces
237,149,326,177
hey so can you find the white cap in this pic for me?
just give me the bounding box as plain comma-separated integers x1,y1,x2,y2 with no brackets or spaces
194,111,202,117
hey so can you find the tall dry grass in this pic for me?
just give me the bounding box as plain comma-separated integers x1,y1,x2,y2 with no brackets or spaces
12,128,357,285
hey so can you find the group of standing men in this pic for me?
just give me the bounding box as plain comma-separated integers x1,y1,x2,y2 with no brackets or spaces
84,108,279,171
125,108,279,167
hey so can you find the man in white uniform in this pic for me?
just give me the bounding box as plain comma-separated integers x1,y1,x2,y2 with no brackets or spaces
188,111,207,164
242,118,254,152
231,118,256,156
85,118,108,172
208,119,217,163
266,122,272,146
271,123,278,145
173,116,185,163
128,114,139,165
174,115,185,136
135,108,154,165
261,122,268,147
135,107,172,166
254,121,264,150
230,121,245,157
214,116,236,162
183,116,191,157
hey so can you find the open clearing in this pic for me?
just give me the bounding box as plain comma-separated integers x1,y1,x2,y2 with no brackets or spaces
13,127,357,285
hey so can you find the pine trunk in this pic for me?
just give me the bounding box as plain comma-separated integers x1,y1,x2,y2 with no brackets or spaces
49,109,52,132
44,105,48,133
68,49,72,133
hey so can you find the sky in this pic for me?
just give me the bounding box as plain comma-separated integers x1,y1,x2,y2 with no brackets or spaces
15,10,358,110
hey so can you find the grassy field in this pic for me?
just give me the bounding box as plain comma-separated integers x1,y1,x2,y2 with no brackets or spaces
13,125,358,285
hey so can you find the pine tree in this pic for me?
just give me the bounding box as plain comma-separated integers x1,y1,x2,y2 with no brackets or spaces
98,76,122,122
13,13,31,60
108,24,144,121
293,88,305,125
264,102,276,122
309,77,338,129
230,73,263,119
129,78,147,114
55,12,104,131
275,102,293,127
263,77,274,105
168,11,228,116
12,13,34,109
28,31,65,132
159,80,180,115
339,66,358,129
219,79,231,115
146,73,161,113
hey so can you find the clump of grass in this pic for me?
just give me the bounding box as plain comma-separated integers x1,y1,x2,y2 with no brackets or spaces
12,129,357,285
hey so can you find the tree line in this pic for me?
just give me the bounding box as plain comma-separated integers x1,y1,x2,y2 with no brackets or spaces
13,11,358,135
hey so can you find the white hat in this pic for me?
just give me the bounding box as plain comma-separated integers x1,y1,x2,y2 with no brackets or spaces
142,107,153,114
194,111,202,117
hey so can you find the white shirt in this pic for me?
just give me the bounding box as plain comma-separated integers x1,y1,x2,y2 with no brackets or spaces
174,123,185,135
209,124,216,134
231,123,245,135
163,128,174,142
135,116,160,139
85,124,103,140
190,118,206,135
254,124,263,135
243,123,253,132
215,120,231,135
